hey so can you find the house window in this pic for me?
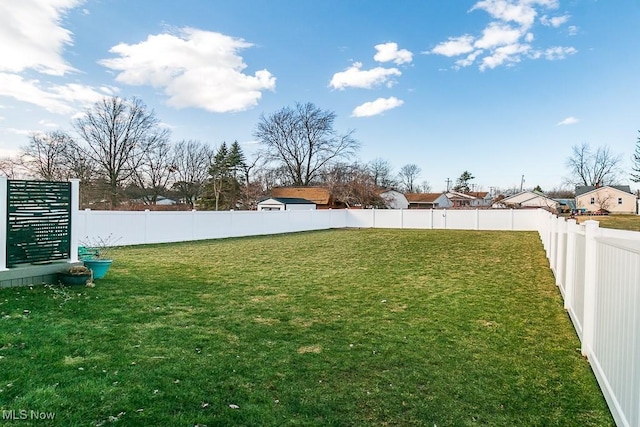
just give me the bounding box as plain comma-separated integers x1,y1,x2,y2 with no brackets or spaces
618,198,623,204
590,197,595,204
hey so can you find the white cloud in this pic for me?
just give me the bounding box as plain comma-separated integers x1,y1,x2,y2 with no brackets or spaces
471,0,540,29
329,62,401,90
480,43,530,70
567,25,578,36
7,127,36,136
38,119,58,128
430,35,475,57
100,28,276,113
540,14,570,27
455,50,484,68
543,46,577,60
0,0,82,76
431,0,575,70
0,72,112,114
351,97,404,117
374,42,413,64
557,116,579,126
474,23,523,49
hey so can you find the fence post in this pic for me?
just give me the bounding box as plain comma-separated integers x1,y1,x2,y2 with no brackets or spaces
549,215,558,273
0,176,7,271
144,209,150,244
556,217,566,288
582,220,600,357
68,179,80,263
564,219,577,309
510,209,514,230
475,209,480,230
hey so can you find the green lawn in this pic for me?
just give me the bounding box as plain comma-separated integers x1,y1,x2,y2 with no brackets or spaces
575,213,640,231
0,229,613,426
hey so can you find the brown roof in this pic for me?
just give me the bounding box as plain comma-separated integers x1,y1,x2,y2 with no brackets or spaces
405,193,442,203
271,187,332,205
468,191,489,198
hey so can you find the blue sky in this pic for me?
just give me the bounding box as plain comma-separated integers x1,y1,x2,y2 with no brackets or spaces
1,0,639,192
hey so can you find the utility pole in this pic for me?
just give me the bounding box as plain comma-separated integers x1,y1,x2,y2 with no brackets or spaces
520,175,525,191
445,178,451,192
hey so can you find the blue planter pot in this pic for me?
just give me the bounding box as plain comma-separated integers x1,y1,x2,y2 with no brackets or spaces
83,259,113,279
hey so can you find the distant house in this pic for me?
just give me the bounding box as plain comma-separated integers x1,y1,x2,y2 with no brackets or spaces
405,193,449,209
405,191,492,209
257,197,316,211
156,196,177,206
445,191,492,208
575,185,636,214
494,191,558,209
271,187,344,209
379,190,409,209
467,191,493,207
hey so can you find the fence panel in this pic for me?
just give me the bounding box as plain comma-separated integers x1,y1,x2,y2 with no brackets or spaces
402,210,433,229
372,209,403,228
479,210,513,230
591,238,640,427
512,209,540,230
444,210,476,230
568,229,586,340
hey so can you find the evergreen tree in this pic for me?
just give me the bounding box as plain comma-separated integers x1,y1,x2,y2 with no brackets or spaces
453,171,475,193
202,142,246,210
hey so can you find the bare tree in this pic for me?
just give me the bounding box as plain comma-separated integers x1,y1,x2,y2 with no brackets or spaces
565,143,622,187
171,139,214,209
254,102,359,186
129,137,174,204
320,163,385,208
368,158,396,188
20,131,74,180
0,156,21,178
239,153,263,209
631,131,640,182
418,180,432,193
73,97,168,208
398,164,421,193
255,165,295,192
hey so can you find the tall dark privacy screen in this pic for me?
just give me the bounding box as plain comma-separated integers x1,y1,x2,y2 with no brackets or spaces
6,180,71,267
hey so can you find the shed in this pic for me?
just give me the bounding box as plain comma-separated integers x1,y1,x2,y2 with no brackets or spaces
257,197,316,211
379,190,409,209
494,191,558,209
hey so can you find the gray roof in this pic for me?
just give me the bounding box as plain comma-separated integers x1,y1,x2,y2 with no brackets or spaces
575,185,632,196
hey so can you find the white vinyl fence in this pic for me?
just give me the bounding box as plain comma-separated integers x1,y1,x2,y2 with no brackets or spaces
541,211,640,427
76,208,541,246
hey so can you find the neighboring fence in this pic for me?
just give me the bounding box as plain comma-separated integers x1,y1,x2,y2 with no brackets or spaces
75,207,541,246
541,211,640,427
